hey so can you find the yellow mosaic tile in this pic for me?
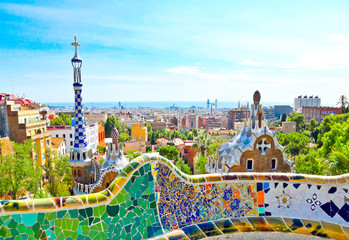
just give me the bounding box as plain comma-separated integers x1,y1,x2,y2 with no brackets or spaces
86,194,98,205
302,219,329,238
76,194,87,205
33,199,56,211
256,174,272,181
100,189,112,199
165,230,189,240
247,217,274,231
342,226,349,239
110,178,127,195
2,200,29,213
231,218,256,232
265,217,291,232
62,196,84,208
25,199,35,211
205,175,222,182
289,175,307,182
283,218,310,235
306,176,326,184
322,221,348,240
96,193,108,204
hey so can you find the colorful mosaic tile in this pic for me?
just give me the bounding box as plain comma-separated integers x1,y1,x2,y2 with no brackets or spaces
0,154,348,239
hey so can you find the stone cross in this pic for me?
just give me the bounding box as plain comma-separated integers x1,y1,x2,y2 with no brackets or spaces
257,137,271,155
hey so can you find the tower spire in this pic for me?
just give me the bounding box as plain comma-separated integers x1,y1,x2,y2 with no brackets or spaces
69,36,89,166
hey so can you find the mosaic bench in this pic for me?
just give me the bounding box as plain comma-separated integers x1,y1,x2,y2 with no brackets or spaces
0,153,348,239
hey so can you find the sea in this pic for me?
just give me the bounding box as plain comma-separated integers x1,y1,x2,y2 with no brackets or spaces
44,101,291,109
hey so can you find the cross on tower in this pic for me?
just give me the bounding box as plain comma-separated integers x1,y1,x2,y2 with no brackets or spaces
257,137,271,155
72,36,80,54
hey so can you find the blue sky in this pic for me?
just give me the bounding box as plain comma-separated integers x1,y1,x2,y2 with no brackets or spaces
0,0,349,106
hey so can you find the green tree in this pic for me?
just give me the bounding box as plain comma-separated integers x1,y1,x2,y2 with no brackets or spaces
45,150,72,197
50,113,72,126
337,95,349,113
144,122,152,133
323,148,349,175
0,140,41,200
317,113,349,147
281,113,287,122
97,145,106,154
287,113,305,132
195,156,208,174
277,132,311,156
119,132,130,144
157,146,179,160
175,158,192,175
125,149,141,161
104,115,128,138
306,118,320,142
193,133,212,158
318,120,349,158
99,120,106,126
295,149,324,175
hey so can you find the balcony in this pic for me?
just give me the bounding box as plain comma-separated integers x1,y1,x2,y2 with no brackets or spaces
29,131,51,140
19,120,47,129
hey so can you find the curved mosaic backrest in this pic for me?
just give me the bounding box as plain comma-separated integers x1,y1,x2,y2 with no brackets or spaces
0,153,348,240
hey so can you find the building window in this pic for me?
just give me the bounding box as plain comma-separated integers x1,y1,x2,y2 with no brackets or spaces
56,134,58,138
63,134,66,138
246,159,253,171
271,158,277,171
70,141,73,146
70,134,73,138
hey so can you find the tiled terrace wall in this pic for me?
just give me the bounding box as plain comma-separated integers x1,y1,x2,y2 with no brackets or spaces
0,154,348,239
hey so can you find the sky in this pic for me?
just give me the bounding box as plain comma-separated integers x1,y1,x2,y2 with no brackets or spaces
0,0,349,106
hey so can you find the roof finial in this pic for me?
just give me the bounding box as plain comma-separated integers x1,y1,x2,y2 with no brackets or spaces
71,36,81,62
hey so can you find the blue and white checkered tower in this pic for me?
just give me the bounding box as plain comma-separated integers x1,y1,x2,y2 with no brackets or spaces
69,36,90,167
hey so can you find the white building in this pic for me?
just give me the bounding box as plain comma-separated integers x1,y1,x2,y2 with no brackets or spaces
47,122,98,154
294,95,320,113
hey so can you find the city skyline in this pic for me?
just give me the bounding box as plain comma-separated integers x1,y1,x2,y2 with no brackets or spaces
0,1,349,106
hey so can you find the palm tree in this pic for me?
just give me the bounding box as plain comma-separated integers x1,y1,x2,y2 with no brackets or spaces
337,95,349,113
192,133,212,158
323,150,349,175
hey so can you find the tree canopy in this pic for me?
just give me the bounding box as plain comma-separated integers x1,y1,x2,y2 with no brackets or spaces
50,113,72,126
287,113,305,132
104,115,128,138
157,146,179,160
125,149,141,161
45,150,72,197
277,132,311,156
0,140,41,200
175,158,192,175
195,156,208,174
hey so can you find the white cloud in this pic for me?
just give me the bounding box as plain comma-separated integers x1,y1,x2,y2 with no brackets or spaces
328,35,349,42
240,60,263,66
297,45,349,70
165,66,200,74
